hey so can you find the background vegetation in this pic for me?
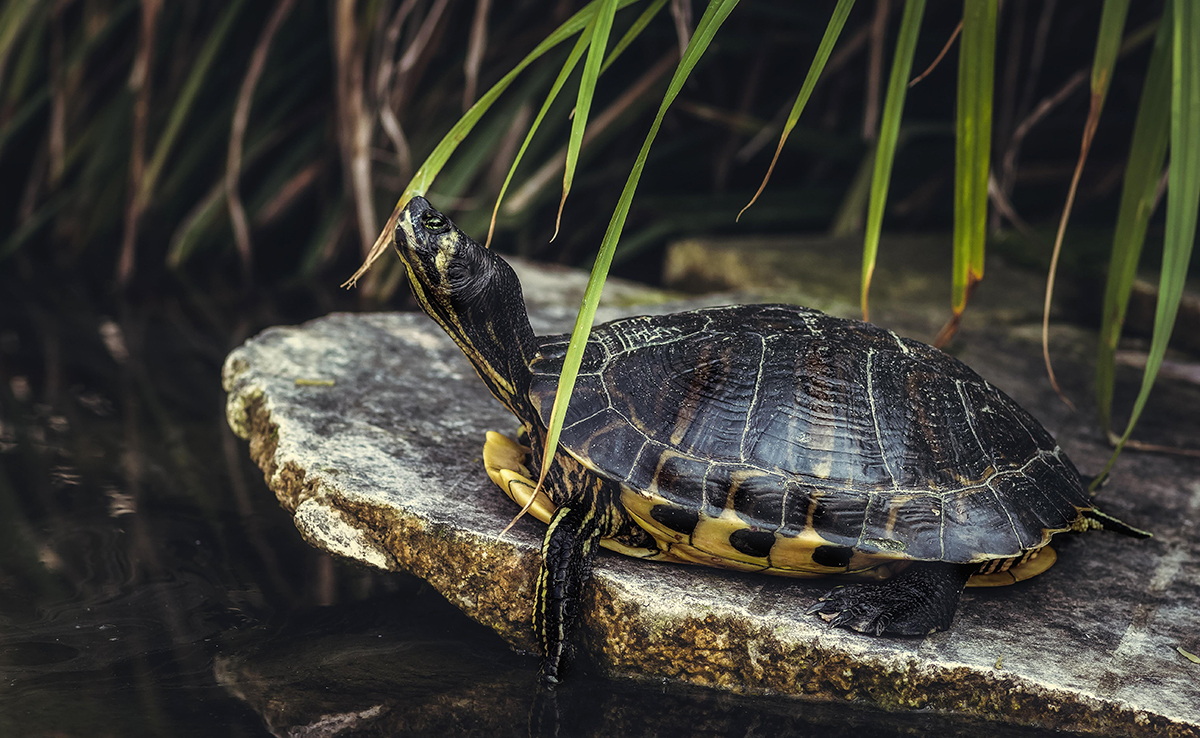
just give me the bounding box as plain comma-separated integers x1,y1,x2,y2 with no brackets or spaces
1,0,1195,463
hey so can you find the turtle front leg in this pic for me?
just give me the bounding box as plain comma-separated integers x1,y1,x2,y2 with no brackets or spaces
535,503,605,684
807,562,976,636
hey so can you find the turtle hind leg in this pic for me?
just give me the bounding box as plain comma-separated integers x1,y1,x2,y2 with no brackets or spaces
807,562,975,636
536,503,605,684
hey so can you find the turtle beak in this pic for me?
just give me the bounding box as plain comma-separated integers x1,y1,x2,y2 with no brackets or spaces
394,196,432,259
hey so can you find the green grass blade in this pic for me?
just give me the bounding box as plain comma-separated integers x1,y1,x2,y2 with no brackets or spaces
398,0,636,207
139,0,247,205
486,0,668,247
344,0,639,287
1092,0,1133,98
1095,13,1171,433
948,0,997,319
3,2,43,107
601,0,669,74
1098,0,1200,481
740,0,856,221
553,0,618,239
0,86,48,155
533,0,740,497
0,192,69,261
0,0,39,65
486,28,593,246
860,0,925,321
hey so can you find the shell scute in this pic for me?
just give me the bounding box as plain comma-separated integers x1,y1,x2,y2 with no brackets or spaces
729,469,787,527
527,304,1090,562
861,492,945,559
802,486,870,547
942,486,1023,561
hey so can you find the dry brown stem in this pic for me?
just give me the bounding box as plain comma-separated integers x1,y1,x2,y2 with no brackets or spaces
117,0,162,288
228,0,297,287
464,0,493,112
862,0,890,141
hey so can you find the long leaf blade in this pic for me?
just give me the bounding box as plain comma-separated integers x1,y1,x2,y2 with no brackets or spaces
861,0,926,321
950,0,996,316
343,0,639,287
485,30,592,247
1099,0,1200,479
534,0,740,500
140,0,247,204
601,0,669,74
553,0,619,239
1040,0,1131,405
487,0,670,247
1095,13,1172,432
739,0,857,221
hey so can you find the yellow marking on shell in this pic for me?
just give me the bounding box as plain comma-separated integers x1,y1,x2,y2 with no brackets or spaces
619,485,683,541
621,487,773,569
659,540,769,572
967,546,1057,587
691,508,769,569
811,457,834,480
882,493,916,538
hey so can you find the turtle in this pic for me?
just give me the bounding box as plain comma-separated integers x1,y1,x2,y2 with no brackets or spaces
391,196,1148,684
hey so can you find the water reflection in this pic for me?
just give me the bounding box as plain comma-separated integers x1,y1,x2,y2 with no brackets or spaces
0,282,376,736
0,281,1060,737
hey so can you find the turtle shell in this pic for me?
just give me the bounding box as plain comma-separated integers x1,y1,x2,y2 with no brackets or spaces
527,304,1089,570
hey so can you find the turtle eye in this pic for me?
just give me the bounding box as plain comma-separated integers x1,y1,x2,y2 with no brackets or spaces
420,211,449,232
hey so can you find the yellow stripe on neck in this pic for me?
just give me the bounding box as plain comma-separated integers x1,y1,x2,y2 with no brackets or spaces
401,260,517,400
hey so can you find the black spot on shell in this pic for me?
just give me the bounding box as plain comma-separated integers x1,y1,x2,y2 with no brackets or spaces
649,504,699,536
811,545,853,568
729,528,775,558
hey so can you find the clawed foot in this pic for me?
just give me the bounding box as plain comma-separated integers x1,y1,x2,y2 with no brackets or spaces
806,584,907,635
806,562,975,636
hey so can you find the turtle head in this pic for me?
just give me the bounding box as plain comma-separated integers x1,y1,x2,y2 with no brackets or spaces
394,196,537,416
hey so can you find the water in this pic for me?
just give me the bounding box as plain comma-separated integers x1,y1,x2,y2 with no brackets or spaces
0,280,1059,737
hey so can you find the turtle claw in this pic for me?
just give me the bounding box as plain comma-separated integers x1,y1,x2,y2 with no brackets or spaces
804,599,830,616
806,563,974,637
809,590,892,634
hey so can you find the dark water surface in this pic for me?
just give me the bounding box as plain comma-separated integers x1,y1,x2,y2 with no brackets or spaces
0,279,1060,738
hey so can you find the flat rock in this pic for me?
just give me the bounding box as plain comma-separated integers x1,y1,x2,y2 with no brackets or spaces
223,263,1200,737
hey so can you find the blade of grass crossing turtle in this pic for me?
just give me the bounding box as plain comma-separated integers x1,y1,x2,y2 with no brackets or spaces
860,0,926,322
552,0,619,242
510,0,742,534
1041,0,1130,406
1094,14,1171,438
738,0,857,222
1097,0,1200,484
343,0,639,288
938,0,995,343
